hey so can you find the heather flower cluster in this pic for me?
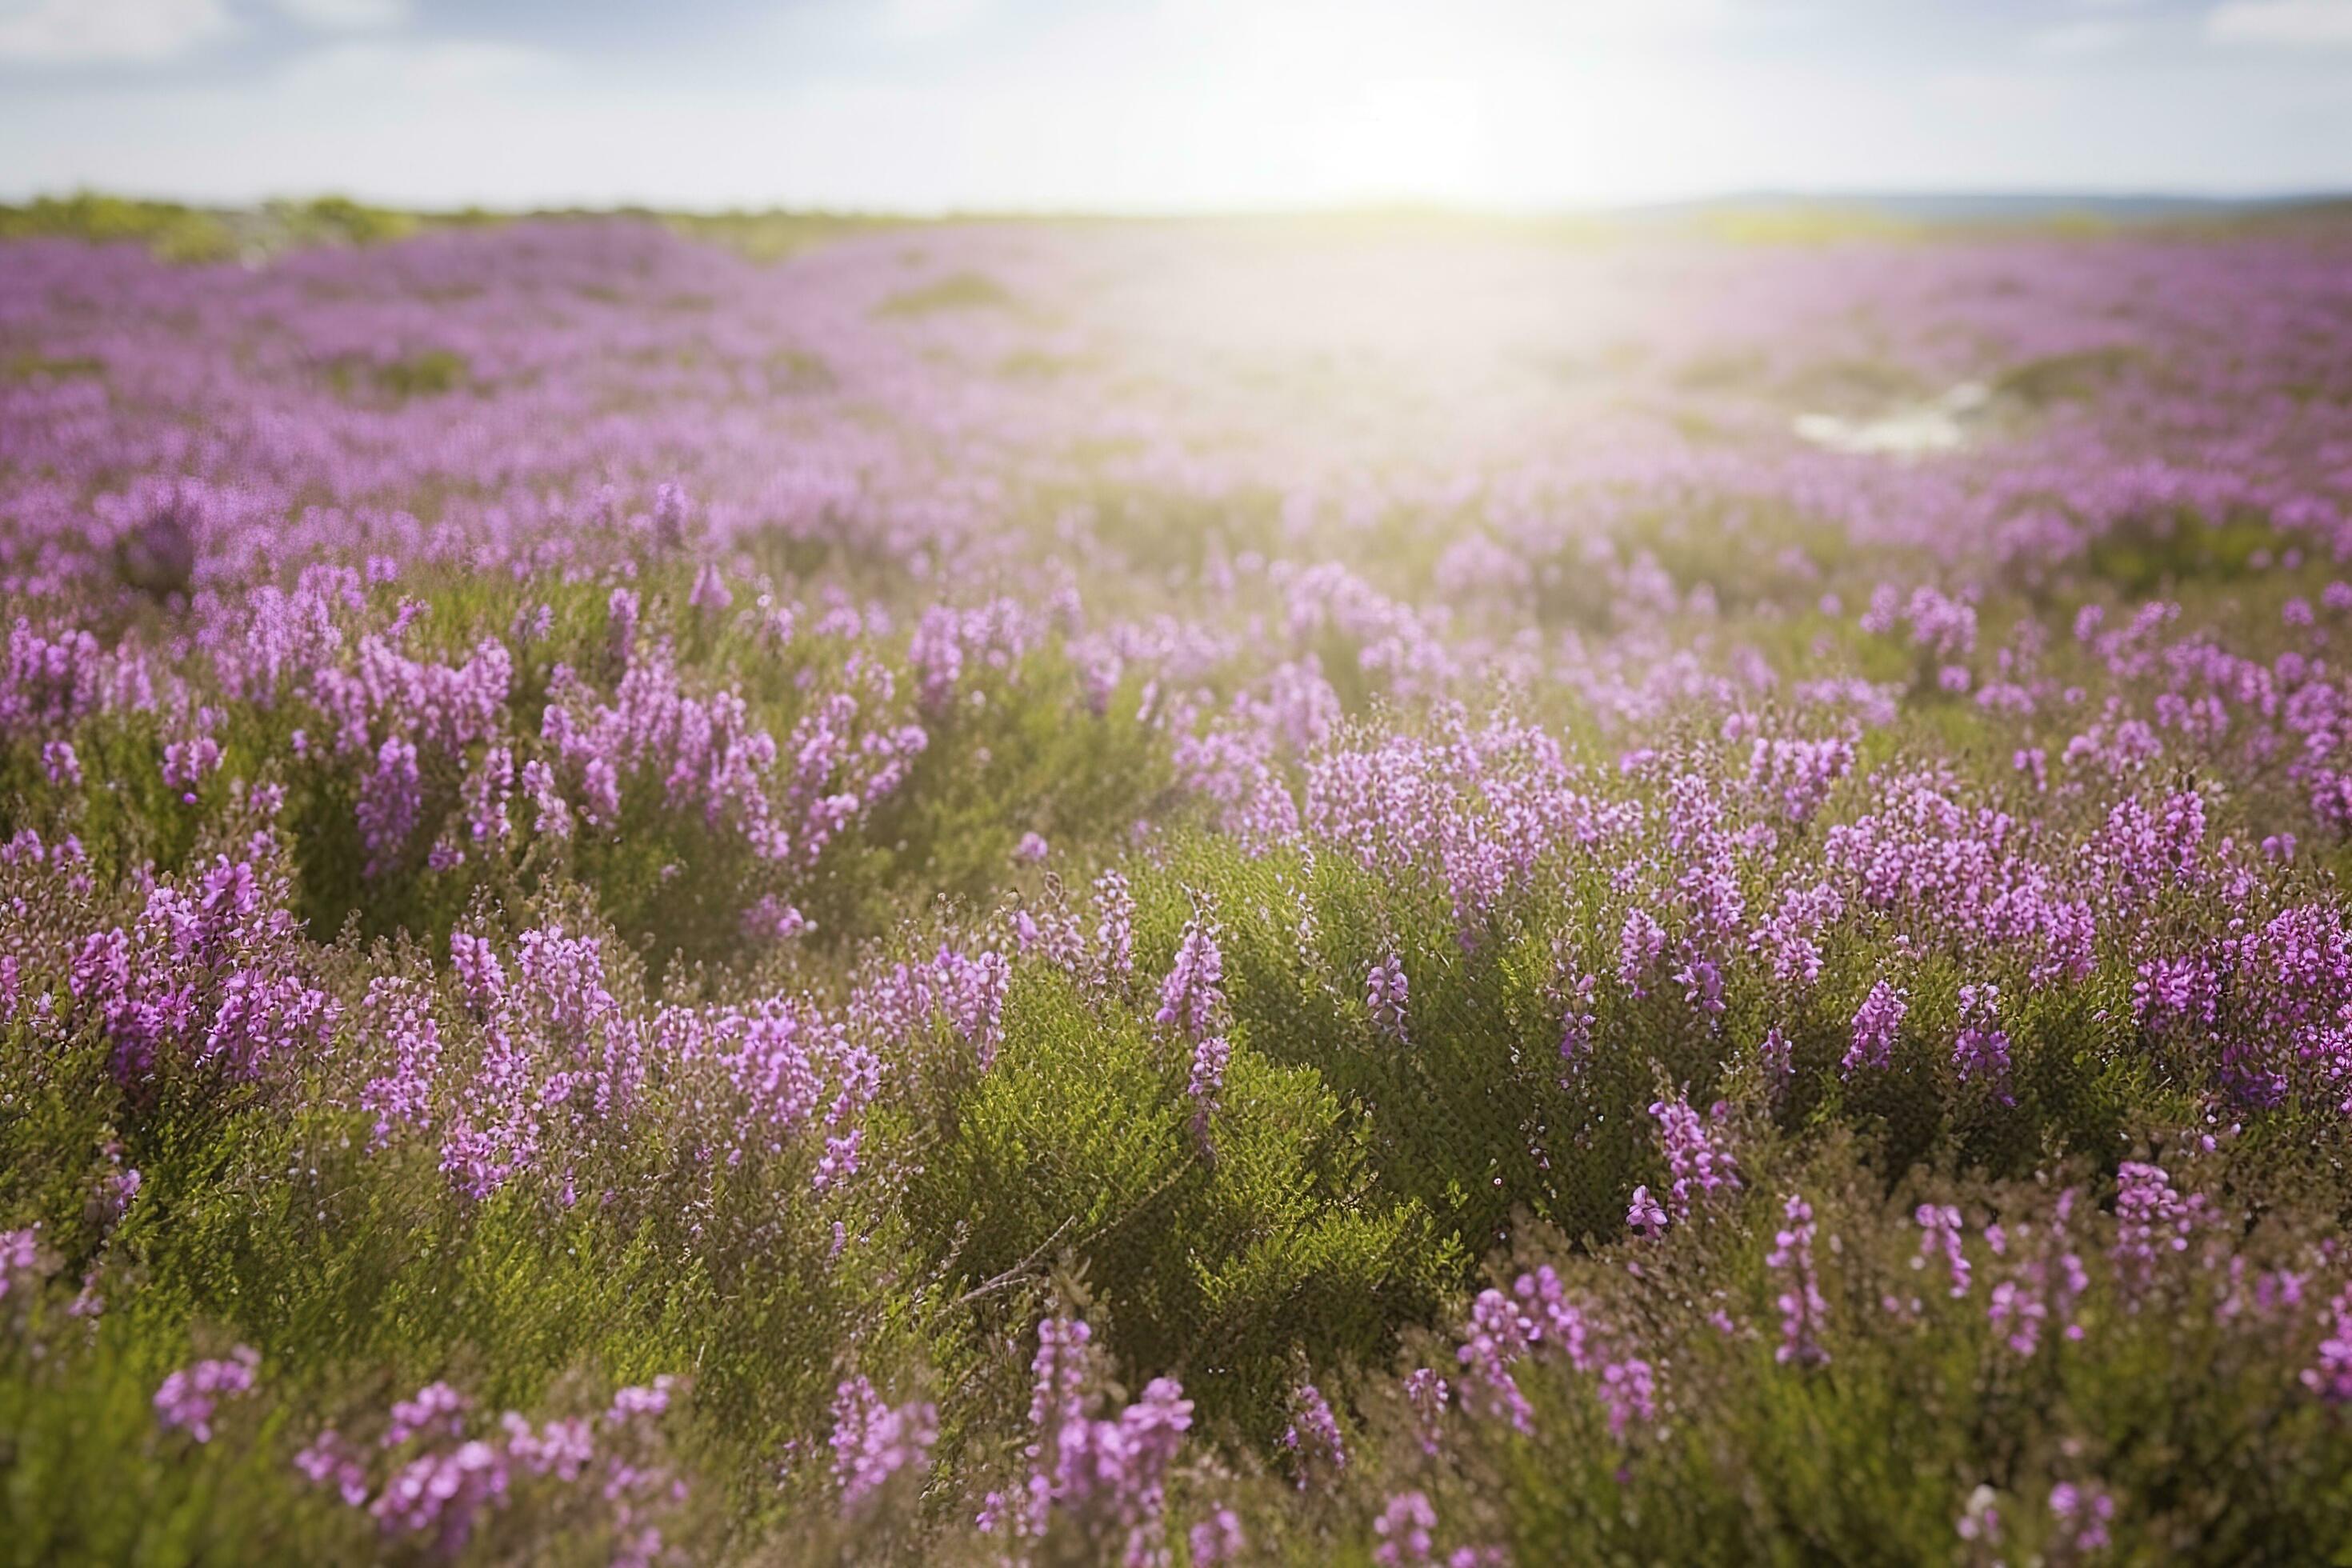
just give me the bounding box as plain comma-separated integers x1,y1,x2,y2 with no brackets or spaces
1767,1194,1831,1368
289,1374,686,1562
828,1375,938,1514
978,1315,1199,1566
153,1346,259,1442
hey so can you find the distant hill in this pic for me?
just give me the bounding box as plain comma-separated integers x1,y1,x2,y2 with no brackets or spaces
1616,190,2352,226
6,188,2348,264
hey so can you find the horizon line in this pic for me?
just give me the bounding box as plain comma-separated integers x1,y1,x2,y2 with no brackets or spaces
8,185,2352,226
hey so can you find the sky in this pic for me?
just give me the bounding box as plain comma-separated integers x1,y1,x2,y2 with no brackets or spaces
1,0,2349,212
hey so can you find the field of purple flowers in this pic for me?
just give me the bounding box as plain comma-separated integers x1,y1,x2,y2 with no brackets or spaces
5,206,2352,1563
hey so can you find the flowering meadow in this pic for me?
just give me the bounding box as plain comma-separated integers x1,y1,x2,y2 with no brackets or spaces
5,205,2352,1563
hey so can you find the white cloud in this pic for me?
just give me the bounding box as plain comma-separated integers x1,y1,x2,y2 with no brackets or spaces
2208,0,2352,44
278,38,558,94
0,0,229,63
1926,67,2070,115
2030,19,2135,52
273,0,410,31
1146,0,1742,54
876,0,990,44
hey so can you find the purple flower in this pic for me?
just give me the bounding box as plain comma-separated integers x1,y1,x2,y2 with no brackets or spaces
1842,978,1907,1076
1618,907,1667,994
2050,1481,2118,1554
606,1375,676,1425
1366,951,1410,1044
294,1429,372,1506
1186,1034,1231,1154
829,1376,938,1514
386,1381,470,1447
372,1439,510,1557
154,1346,260,1442
1402,1366,1450,1456
1190,1506,1246,1566
986,1315,1192,1564
1626,1184,1670,1236
1952,982,2013,1102
1374,1490,1438,1566
1648,1091,1739,1220
1280,1382,1346,1490
1092,870,1135,989
1766,1194,1830,1368
1154,912,1225,1042
1914,1203,1970,1297
2111,1161,2208,1301
0,1226,49,1300
1597,1357,1657,1441
688,562,733,616
2305,1283,2352,1403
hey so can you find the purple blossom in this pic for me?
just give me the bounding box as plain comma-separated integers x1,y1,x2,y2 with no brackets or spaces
154,1346,260,1442
1280,1383,1347,1490
294,1429,372,1506
1186,1033,1231,1154
2110,1161,2209,1301
1648,1091,1740,1219
688,562,732,616
386,1381,471,1448
1366,950,1410,1043
1767,1194,1830,1368
1618,907,1667,994
1374,1490,1438,1566
1626,1184,1670,1236
1988,1190,2090,1357
1914,1203,1970,1297
2050,1481,2118,1555
1402,1367,1449,1456
1842,978,1908,1076
829,1376,938,1514
1154,912,1225,1042
2302,1282,2352,1403
1952,982,2013,1102
2,1225,52,1302
1190,1506,1246,1566
1194,1514,1251,1561
1092,870,1135,989
1596,1357,1657,1441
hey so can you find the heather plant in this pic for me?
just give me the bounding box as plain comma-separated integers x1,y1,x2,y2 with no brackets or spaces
904,961,1458,1438
1328,1137,2352,1566
3,210,2352,1563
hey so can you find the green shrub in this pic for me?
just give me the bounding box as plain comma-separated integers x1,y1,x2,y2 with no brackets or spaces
906,964,1457,1439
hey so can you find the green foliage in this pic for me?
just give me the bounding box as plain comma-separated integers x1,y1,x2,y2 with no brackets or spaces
662,210,906,266
0,1334,368,1568
269,196,419,249
5,1081,934,1526
322,348,471,403
906,966,1457,1438
1994,345,2143,409
1076,480,1286,582
1424,1150,2352,1566
1531,501,1863,630
874,271,1017,318
0,194,237,263
2,353,104,383
838,652,1177,931
2085,509,2293,596
0,710,211,882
